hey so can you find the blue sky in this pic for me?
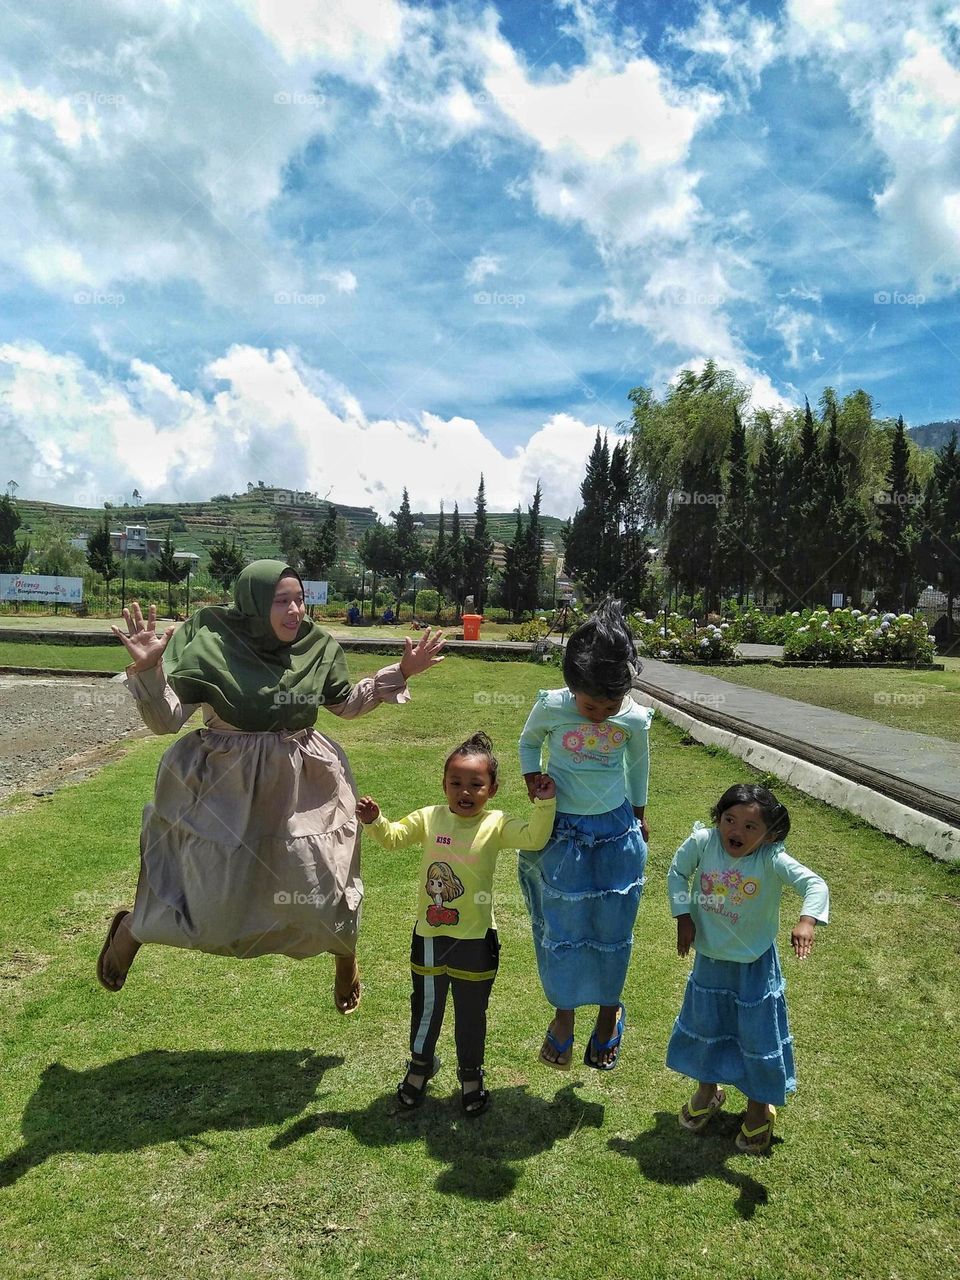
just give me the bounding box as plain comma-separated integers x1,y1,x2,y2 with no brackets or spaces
1,0,958,518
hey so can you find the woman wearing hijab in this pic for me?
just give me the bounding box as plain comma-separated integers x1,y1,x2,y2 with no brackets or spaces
97,560,444,1013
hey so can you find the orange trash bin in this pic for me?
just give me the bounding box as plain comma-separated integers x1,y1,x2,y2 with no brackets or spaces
462,613,483,641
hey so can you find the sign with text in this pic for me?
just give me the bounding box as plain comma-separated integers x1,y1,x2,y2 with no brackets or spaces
301,579,329,606
0,574,84,603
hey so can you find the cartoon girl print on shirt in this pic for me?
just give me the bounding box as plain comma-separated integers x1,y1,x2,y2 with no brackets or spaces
561,721,628,765
425,860,464,927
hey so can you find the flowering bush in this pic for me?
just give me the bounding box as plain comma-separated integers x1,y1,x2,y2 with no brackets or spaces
630,612,737,663
507,617,551,642
783,609,936,664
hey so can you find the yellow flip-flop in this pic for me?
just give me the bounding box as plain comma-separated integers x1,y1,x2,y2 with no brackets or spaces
735,1106,776,1154
678,1087,726,1132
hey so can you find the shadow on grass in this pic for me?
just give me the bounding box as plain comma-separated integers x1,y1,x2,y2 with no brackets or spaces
272,1081,604,1201
609,1110,774,1219
0,1049,340,1188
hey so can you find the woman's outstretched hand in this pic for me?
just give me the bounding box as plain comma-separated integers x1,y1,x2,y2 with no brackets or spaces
110,601,177,672
399,627,446,680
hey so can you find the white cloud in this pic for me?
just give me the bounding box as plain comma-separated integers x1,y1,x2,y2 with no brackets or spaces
465,254,501,285
0,341,601,519
671,2,780,97
785,0,960,295
0,1,350,300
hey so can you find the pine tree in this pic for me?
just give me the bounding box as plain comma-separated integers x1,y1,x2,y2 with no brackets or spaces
500,508,527,620
821,406,871,605
156,528,188,615
922,432,960,642
448,503,467,618
784,397,826,604
86,514,117,604
521,481,545,613
424,503,452,620
301,503,340,580
357,523,397,620
749,417,786,605
873,415,920,610
465,476,494,611
715,408,750,604
565,431,610,598
0,493,29,572
208,537,247,596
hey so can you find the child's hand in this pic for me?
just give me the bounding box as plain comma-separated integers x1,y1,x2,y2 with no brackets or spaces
792,916,817,960
524,771,544,801
534,773,556,800
676,914,695,957
356,796,380,825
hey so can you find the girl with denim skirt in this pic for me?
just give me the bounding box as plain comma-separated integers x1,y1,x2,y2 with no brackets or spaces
666,784,829,1154
518,601,652,1071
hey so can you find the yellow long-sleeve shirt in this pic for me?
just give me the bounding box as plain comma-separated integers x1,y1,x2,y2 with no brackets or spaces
365,798,557,938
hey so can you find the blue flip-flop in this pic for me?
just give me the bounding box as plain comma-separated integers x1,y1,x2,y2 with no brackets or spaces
539,1026,574,1070
584,1005,625,1071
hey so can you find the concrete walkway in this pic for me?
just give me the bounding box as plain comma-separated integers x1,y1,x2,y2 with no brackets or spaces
634,659,960,859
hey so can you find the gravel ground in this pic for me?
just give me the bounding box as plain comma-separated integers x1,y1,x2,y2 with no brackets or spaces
0,674,148,802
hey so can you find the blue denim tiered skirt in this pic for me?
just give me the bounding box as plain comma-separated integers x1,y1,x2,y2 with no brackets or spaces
666,945,796,1105
518,800,646,1008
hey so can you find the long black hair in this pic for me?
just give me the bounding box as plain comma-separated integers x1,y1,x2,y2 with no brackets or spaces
563,599,639,700
444,730,499,783
711,783,790,843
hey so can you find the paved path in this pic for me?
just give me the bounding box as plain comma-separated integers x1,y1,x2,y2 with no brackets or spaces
634,659,960,827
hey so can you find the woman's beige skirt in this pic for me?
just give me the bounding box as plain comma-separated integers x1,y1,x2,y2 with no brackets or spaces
130,723,362,959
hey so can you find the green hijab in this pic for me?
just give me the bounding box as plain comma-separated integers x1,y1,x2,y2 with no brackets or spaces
162,560,352,731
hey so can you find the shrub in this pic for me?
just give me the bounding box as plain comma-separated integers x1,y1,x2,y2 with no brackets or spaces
629,612,737,663
783,609,936,664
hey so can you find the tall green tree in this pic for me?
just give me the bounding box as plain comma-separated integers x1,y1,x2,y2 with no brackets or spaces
749,416,787,605
0,494,30,572
208,537,247,596
273,508,303,571
921,432,960,641
357,522,397,620
520,481,545,613
424,502,452,619
664,452,723,611
464,476,494,611
156,528,188,615
86,514,117,603
500,508,527,620
715,408,751,604
783,397,826,604
389,488,423,608
873,415,920,610
302,504,339,580
564,431,610,597
447,503,467,618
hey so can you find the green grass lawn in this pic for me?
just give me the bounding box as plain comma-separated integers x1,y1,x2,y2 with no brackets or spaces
1,657,958,1279
689,660,960,743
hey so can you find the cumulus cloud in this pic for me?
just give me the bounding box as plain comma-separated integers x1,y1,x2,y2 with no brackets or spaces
0,341,602,518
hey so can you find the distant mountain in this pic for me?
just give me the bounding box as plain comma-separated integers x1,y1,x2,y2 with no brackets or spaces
909,421,960,451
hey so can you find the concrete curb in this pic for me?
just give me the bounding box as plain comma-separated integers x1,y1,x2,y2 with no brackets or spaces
634,690,960,864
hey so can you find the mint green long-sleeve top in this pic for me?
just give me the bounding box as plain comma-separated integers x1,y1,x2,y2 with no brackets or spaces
667,822,830,963
518,688,652,815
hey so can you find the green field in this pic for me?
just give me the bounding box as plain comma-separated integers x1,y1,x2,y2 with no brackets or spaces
691,659,960,744
1,656,957,1279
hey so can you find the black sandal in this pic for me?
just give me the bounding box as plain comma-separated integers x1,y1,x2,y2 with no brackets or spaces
457,1066,490,1116
396,1055,441,1109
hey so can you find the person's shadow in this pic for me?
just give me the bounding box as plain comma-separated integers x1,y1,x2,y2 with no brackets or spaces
609,1110,773,1219
0,1049,340,1188
272,1081,605,1201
